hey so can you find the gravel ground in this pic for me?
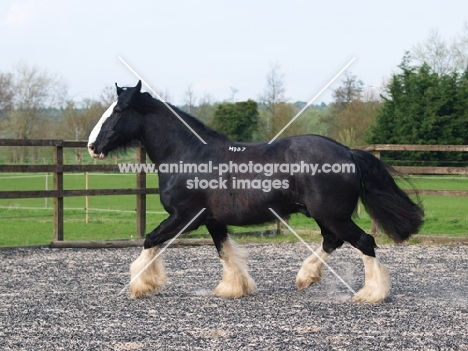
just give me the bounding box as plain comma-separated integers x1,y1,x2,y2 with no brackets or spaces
1,243,467,350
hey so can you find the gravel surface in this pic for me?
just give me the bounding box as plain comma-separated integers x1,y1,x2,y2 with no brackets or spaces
1,243,468,350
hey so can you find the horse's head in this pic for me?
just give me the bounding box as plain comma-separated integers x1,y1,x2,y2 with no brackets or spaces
88,81,143,159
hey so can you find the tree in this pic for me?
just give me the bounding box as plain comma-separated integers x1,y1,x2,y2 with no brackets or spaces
195,93,215,124
332,99,380,146
99,85,117,107
301,106,330,136
210,100,259,141
0,62,67,163
0,72,14,138
454,22,468,70
257,63,305,139
332,72,364,109
259,62,286,136
58,98,108,162
369,61,468,165
229,87,239,102
261,63,286,108
322,72,379,146
411,25,468,75
4,62,66,140
0,71,14,112
184,83,197,115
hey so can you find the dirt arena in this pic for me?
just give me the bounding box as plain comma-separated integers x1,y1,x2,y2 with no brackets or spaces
1,243,467,350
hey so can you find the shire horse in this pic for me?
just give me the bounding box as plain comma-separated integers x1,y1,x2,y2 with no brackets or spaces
88,81,424,303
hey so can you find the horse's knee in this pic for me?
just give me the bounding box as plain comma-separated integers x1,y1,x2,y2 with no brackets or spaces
144,233,163,249
143,236,154,249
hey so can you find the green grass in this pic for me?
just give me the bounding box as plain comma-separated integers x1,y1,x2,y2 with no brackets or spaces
0,173,467,246
397,175,468,191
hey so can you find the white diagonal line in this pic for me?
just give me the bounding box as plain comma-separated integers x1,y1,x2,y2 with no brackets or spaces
118,56,207,145
268,57,356,144
268,208,356,295
118,208,206,296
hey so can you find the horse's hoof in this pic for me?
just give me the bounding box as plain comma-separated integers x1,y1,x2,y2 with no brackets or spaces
214,276,257,298
352,286,388,303
296,276,321,290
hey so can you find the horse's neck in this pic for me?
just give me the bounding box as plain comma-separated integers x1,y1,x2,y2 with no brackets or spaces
141,112,223,165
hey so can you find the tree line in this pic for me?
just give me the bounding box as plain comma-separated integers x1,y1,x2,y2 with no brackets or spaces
1,26,467,165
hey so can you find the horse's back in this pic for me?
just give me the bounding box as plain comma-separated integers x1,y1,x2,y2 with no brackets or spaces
206,134,361,224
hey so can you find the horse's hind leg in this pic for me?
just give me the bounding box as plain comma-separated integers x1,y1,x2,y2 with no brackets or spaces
353,250,390,303
325,219,390,303
207,222,257,298
296,225,344,290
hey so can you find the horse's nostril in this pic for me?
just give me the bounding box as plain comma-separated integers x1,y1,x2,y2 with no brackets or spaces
89,144,95,151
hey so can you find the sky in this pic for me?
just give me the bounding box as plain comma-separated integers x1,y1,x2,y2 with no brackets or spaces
1,0,467,106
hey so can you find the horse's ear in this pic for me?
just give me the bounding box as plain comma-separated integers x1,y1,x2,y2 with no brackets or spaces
115,83,124,96
135,80,142,92
128,80,142,102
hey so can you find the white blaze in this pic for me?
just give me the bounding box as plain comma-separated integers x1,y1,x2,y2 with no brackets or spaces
88,101,118,146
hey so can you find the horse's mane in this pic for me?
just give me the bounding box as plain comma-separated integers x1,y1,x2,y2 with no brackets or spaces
130,91,229,141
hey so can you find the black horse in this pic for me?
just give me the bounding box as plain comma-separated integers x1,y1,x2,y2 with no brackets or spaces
88,81,423,303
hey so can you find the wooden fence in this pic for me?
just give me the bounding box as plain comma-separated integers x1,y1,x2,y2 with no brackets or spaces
357,144,468,234
0,140,467,243
359,144,468,196
0,139,157,242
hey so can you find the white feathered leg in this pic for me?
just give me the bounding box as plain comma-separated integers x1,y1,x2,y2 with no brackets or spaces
129,247,167,298
353,254,390,303
214,237,257,298
296,245,330,290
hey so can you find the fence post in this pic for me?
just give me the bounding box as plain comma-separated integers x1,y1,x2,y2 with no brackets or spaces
45,173,49,208
85,172,89,224
136,147,146,238
54,145,64,241
371,149,381,235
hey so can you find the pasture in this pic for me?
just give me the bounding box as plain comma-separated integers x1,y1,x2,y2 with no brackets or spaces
1,243,467,350
0,173,467,247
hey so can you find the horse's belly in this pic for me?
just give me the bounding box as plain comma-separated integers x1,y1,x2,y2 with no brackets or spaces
208,190,292,225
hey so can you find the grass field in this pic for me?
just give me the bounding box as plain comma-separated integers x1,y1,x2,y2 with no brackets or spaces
0,172,467,247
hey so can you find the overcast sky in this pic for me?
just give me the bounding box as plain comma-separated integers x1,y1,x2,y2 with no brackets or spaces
1,0,467,105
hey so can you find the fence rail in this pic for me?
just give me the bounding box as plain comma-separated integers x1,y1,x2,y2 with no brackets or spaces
355,144,468,194
0,139,152,241
358,144,468,152
355,144,468,233
1,140,467,242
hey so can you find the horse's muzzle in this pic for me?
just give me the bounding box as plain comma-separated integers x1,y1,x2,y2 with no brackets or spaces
87,143,105,159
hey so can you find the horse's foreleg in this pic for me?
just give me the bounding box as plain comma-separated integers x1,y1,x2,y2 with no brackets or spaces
207,222,256,298
216,236,257,298
129,213,202,298
129,246,166,298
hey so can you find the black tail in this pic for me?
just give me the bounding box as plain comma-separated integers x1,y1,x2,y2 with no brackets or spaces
351,149,424,242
